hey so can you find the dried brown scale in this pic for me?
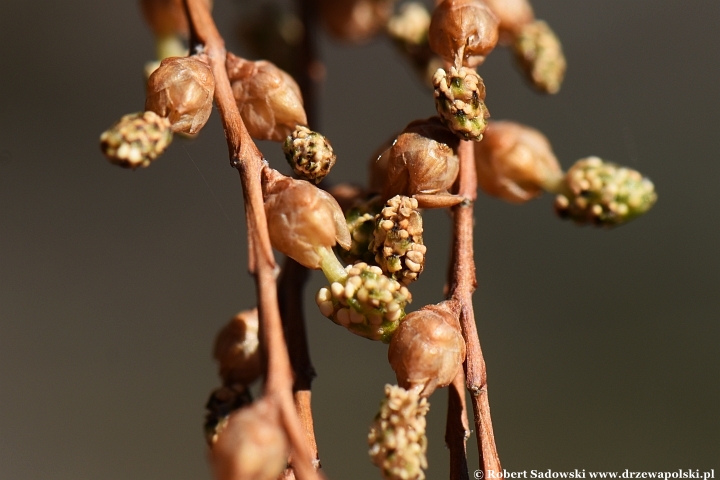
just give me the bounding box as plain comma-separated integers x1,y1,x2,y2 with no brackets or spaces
429,0,500,67
315,262,411,342
513,20,566,94
370,195,426,285
318,0,397,43
433,66,490,141
368,384,429,480
213,308,262,387
227,53,307,142
474,120,563,203
100,111,172,169
283,126,336,184
145,56,215,134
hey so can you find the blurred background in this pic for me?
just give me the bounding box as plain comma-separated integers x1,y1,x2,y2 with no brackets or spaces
0,0,718,478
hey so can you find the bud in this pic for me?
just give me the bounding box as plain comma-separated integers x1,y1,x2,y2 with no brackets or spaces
388,302,466,397
387,2,431,46
204,384,253,446
227,53,308,142
318,0,396,43
100,111,173,169
370,196,426,285
474,120,563,203
262,168,351,270
433,66,490,141
213,309,262,387
368,384,429,480
383,118,460,200
428,0,499,67
513,20,566,94
282,126,336,184
554,157,657,227
145,56,215,135
338,195,383,266
482,0,534,37
315,262,412,342
209,398,288,480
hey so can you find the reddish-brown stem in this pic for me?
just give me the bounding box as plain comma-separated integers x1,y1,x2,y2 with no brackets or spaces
446,370,471,480
183,1,322,479
449,140,501,476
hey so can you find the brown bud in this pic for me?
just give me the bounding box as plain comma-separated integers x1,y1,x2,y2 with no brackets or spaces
283,126,336,184
204,384,253,446
388,302,466,397
145,56,215,135
100,111,172,169
209,398,288,480
429,0,499,67
227,53,307,142
474,120,563,203
383,118,460,200
213,309,262,387
482,0,534,37
318,0,396,43
262,168,351,270
140,0,211,38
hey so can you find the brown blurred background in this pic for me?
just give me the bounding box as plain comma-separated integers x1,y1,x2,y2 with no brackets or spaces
0,0,718,479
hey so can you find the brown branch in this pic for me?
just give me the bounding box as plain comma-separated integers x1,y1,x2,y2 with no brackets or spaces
183,1,323,479
448,140,501,476
446,370,471,480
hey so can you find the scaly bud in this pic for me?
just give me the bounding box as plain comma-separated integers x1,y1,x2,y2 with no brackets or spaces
204,384,253,446
371,196,426,285
513,20,566,94
318,0,396,43
554,157,657,227
482,0,534,37
100,111,172,169
262,168,351,270
145,56,215,134
315,262,412,342
338,195,383,266
429,0,499,67
368,384,429,480
388,302,466,397
433,66,490,141
210,398,288,480
213,309,262,387
227,53,308,142
383,118,460,200
474,120,563,203
283,126,336,184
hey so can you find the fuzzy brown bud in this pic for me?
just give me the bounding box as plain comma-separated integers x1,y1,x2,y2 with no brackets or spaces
554,157,657,227
383,118,460,200
370,196,426,285
315,262,412,342
213,309,262,387
227,54,307,141
513,20,566,94
204,384,253,446
482,0,534,37
145,56,215,134
368,384,429,480
433,66,490,141
283,126,336,183
318,0,396,43
474,120,563,203
429,0,499,67
388,302,466,397
100,111,173,169
262,168,351,270
209,398,288,480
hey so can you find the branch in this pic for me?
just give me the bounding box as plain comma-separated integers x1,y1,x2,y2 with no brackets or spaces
446,370,471,480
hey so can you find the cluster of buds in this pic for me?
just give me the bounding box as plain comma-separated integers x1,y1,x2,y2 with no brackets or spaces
370,195,426,285
554,157,657,227
513,20,566,94
388,302,465,397
432,65,490,141
146,56,215,135
474,120,563,203
282,125,336,184
100,111,172,168
315,262,411,342
318,0,396,43
227,53,307,142
368,384,429,480
428,0,499,67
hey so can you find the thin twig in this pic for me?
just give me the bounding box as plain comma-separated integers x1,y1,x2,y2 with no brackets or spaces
446,370,471,480
449,140,501,476
183,1,323,478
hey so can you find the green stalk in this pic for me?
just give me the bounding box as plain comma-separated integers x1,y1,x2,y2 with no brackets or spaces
318,247,348,284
